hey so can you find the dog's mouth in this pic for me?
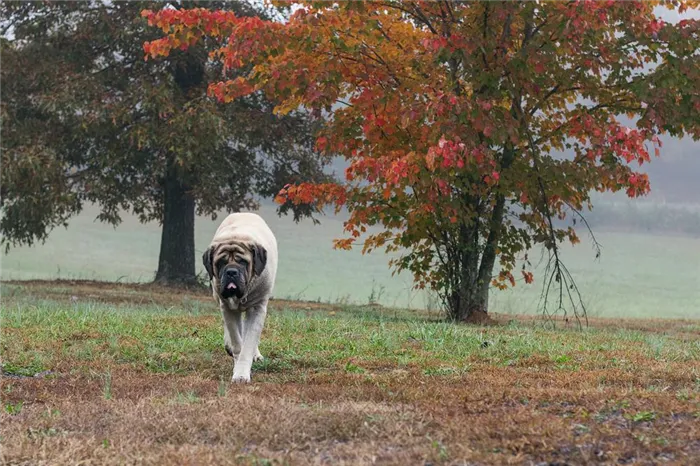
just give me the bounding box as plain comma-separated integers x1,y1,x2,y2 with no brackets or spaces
220,271,245,300
220,283,241,299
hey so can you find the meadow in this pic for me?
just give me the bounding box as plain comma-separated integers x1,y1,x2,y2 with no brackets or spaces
1,280,700,465
2,203,699,319
2,203,699,464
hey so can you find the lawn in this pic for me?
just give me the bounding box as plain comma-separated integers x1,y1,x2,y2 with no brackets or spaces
1,280,699,465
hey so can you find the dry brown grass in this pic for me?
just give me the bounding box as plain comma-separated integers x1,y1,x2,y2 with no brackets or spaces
1,280,699,465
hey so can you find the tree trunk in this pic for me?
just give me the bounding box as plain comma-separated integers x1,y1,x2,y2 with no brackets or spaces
475,193,506,306
450,267,489,322
448,145,516,321
154,164,197,287
152,49,203,287
450,262,487,322
447,223,487,321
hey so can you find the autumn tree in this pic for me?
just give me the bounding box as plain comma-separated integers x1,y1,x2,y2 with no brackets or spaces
0,0,328,286
143,1,699,318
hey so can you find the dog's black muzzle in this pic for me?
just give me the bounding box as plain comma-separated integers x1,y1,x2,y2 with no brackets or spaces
219,265,246,299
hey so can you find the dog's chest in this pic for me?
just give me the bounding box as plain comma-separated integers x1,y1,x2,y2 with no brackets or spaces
226,297,241,310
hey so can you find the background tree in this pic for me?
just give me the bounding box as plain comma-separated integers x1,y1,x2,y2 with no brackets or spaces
144,0,699,318
0,0,329,286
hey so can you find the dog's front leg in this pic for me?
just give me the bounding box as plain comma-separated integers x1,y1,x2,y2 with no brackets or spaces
221,304,244,362
231,300,268,384
243,314,264,362
234,310,264,361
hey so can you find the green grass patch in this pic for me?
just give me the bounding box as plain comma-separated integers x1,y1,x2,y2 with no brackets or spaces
4,401,23,415
628,411,657,423
2,293,698,382
1,360,48,377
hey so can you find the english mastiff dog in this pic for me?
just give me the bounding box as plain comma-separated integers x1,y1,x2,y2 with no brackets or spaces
202,212,278,383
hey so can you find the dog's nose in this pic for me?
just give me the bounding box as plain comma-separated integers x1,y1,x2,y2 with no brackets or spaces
226,268,238,278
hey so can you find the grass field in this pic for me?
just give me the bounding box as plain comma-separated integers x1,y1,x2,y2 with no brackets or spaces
1,281,699,464
2,204,699,319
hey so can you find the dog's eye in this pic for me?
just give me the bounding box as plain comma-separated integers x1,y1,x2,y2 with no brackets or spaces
237,257,248,267
216,259,227,271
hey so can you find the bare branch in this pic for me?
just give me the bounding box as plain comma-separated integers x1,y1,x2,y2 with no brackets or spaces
526,128,588,328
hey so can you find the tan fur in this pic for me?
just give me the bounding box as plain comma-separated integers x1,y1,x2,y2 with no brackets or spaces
209,213,278,307
205,212,278,383
210,243,254,300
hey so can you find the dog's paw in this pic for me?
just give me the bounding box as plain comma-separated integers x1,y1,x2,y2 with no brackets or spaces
253,350,264,362
231,373,251,384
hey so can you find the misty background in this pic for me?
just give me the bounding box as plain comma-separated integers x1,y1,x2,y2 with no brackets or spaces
3,138,699,319
2,3,699,319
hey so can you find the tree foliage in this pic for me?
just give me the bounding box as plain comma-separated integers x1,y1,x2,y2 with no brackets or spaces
1,0,329,283
144,0,699,315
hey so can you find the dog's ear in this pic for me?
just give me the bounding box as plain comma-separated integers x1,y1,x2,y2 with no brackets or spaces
202,246,215,280
251,244,267,276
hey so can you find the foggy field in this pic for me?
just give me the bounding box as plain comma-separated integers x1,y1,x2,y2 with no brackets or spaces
2,281,699,465
2,204,699,320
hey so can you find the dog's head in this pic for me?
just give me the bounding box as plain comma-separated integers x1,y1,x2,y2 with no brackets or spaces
203,241,267,300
